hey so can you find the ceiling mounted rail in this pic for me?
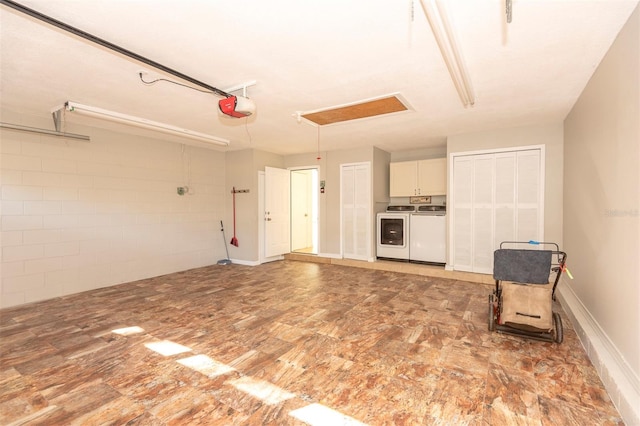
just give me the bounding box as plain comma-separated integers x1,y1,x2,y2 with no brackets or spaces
0,0,231,98
0,122,90,141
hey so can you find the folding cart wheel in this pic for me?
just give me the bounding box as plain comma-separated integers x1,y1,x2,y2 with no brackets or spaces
488,294,496,332
552,312,563,343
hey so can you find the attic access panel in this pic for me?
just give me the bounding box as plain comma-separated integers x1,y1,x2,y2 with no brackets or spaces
301,94,411,126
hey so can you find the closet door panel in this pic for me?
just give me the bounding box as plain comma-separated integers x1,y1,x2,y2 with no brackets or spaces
341,163,371,261
451,148,543,273
353,164,371,258
494,153,516,246
516,151,541,241
473,207,493,273
472,155,494,273
454,208,472,269
341,166,355,257
452,157,473,271
516,208,539,241
517,151,540,205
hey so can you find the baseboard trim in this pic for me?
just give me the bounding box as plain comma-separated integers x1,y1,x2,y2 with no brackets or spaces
230,259,261,266
317,252,342,259
557,284,640,425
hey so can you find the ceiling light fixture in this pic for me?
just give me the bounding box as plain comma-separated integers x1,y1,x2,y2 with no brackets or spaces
59,102,230,146
419,0,475,107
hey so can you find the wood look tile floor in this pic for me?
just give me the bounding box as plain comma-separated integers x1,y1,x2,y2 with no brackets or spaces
0,261,622,425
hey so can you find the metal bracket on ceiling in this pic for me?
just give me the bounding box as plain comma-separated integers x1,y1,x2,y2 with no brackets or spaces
1,105,89,142
52,108,63,132
222,80,257,98
506,0,513,23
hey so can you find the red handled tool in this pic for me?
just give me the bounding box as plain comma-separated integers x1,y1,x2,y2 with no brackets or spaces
230,187,239,247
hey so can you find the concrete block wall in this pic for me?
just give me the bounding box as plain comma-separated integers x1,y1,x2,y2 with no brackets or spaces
1,126,226,308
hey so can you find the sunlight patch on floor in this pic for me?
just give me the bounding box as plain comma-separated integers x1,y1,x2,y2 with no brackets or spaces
111,326,145,335
289,403,369,426
228,376,296,405
144,340,192,356
177,354,235,378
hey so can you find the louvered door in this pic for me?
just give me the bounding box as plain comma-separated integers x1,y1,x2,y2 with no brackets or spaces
451,148,543,274
341,162,371,261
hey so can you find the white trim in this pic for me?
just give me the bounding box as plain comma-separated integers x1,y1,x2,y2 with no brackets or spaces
557,284,640,425
318,252,342,259
288,165,320,172
449,144,545,158
230,259,260,266
233,255,284,266
289,166,320,255
258,171,265,264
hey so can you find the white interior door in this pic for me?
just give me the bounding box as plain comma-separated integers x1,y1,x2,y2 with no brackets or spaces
291,170,312,252
265,166,291,257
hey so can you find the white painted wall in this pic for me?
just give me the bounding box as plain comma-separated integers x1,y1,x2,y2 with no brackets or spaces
562,5,639,424
1,118,226,308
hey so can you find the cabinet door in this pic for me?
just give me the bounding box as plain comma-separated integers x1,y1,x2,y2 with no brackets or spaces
417,158,446,195
390,161,417,197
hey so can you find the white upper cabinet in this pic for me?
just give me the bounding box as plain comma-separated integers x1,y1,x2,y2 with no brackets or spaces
417,158,447,196
390,161,417,197
390,158,446,197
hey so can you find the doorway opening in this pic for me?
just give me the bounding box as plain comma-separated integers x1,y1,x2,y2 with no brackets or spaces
290,168,319,254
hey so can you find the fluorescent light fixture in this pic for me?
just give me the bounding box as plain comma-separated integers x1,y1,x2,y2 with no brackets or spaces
419,0,475,107
62,101,230,146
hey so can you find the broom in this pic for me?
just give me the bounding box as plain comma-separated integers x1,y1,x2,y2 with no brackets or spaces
217,221,232,265
230,187,239,247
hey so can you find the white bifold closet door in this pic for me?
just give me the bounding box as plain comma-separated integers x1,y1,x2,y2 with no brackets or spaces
341,162,371,261
452,149,543,274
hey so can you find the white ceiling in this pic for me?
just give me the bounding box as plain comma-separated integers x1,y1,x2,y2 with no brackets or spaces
1,0,638,155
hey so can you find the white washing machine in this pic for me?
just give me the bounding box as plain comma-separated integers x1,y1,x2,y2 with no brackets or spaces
376,206,414,260
409,205,446,264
